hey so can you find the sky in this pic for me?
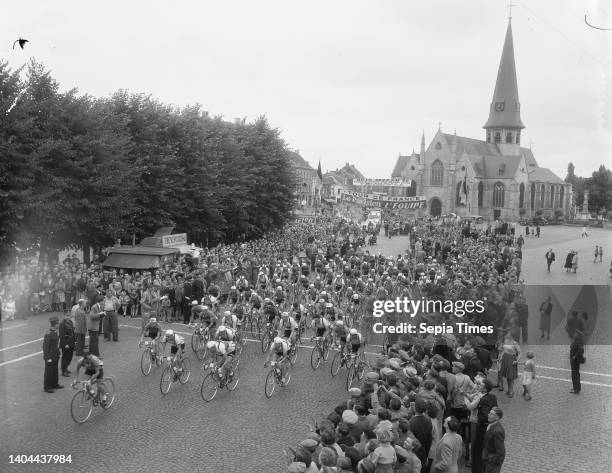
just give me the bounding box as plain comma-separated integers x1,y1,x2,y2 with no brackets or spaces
1,0,610,179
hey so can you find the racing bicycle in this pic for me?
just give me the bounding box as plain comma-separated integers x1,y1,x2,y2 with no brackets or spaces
70,377,115,424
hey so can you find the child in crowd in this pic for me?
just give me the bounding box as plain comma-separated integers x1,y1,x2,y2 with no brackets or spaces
522,351,536,401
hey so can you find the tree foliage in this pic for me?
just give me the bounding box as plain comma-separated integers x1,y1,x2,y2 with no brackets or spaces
0,60,297,265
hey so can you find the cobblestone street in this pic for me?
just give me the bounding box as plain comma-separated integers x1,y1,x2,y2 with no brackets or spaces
1,231,611,472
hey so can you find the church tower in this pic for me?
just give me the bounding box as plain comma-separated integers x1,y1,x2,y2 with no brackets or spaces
483,18,524,156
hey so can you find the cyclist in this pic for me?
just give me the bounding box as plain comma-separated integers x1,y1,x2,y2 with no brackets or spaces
307,284,318,303
221,310,239,332
201,305,218,333
190,300,206,324
139,316,163,358
249,291,262,311
263,298,279,327
206,339,237,381
347,328,364,356
264,336,290,384
311,312,331,344
257,272,269,292
273,285,285,307
279,311,298,347
215,324,236,343
331,318,349,353
236,274,249,293
74,351,107,404
162,329,186,366
227,285,240,306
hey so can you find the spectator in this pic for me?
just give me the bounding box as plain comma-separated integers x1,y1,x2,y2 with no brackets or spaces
569,331,586,394
72,299,87,357
482,407,505,473
539,296,553,340
58,311,75,377
432,416,463,473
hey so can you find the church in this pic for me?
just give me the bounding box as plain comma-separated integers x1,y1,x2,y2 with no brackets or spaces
391,19,572,221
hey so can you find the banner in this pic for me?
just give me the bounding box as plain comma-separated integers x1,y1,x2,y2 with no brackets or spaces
352,177,414,187
340,191,427,210
161,233,187,247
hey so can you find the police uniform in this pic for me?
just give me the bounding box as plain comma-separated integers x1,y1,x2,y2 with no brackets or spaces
42,316,63,392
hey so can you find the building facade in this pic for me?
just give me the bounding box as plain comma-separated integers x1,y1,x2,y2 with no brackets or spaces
287,151,322,207
391,19,571,220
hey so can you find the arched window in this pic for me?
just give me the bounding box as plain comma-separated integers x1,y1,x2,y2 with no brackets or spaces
456,182,462,205
519,182,525,208
560,186,565,209
493,182,505,207
478,181,484,207
540,184,545,207
545,185,552,208
430,160,443,186
530,183,536,210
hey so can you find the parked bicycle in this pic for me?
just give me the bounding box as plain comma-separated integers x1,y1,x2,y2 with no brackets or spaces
160,355,191,395
70,378,115,424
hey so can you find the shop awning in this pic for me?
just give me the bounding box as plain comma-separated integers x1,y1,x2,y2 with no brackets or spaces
102,253,160,269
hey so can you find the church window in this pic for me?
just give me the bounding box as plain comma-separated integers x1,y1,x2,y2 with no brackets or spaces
494,132,501,144
516,130,521,144
560,186,565,208
456,182,462,206
493,182,505,207
435,142,442,150
478,181,484,207
430,160,443,186
519,182,525,208
545,185,552,208
506,132,513,144
530,183,536,210
540,185,545,207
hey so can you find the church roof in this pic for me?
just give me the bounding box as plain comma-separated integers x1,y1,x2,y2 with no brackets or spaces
287,151,313,170
528,167,565,184
322,174,343,186
467,155,522,180
483,20,524,129
391,155,411,178
440,133,537,166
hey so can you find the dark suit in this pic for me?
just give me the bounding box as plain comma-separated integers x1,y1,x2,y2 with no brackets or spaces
471,393,498,473
58,318,75,373
409,414,433,468
482,422,505,473
42,328,60,390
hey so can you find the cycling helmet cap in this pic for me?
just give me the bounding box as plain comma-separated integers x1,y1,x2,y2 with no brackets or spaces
326,303,333,308
149,317,157,323
231,286,236,290
164,330,174,337
224,311,231,317
337,320,344,326
350,328,358,335
192,300,198,305
281,312,289,317
206,341,217,350
274,337,283,345
218,325,226,332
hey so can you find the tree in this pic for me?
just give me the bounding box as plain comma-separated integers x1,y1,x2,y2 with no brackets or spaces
586,165,612,215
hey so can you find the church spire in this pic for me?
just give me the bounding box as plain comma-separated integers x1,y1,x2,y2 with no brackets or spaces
484,18,524,153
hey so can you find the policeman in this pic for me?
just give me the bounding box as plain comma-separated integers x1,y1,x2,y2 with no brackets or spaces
43,316,63,393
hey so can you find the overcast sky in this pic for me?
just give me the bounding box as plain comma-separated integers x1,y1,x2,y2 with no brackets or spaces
2,0,610,179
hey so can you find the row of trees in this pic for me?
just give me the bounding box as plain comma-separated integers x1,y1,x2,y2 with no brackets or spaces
566,163,612,216
0,60,297,266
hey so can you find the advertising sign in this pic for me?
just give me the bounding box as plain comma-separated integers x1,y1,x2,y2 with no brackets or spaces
161,233,188,247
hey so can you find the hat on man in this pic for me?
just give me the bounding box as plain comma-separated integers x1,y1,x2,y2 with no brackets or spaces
299,438,318,452
380,367,394,377
403,366,418,378
364,371,380,384
452,361,465,371
348,387,361,397
342,410,358,425
389,359,401,370
398,350,411,362
305,432,321,443
49,315,59,324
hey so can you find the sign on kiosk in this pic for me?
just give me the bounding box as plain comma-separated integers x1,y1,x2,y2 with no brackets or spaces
161,233,187,247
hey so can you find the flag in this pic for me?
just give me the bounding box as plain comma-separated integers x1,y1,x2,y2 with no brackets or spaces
317,161,323,181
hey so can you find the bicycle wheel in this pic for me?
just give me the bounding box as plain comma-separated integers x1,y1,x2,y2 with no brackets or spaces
310,346,322,370
191,332,199,353
322,340,331,361
70,390,93,424
100,378,116,409
261,331,270,353
281,370,292,387
289,343,299,366
346,364,356,391
227,362,240,391
250,314,260,338
331,352,342,377
200,372,218,402
179,358,191,384
140,349,153,376
264,370,276,398
160,366,173,395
